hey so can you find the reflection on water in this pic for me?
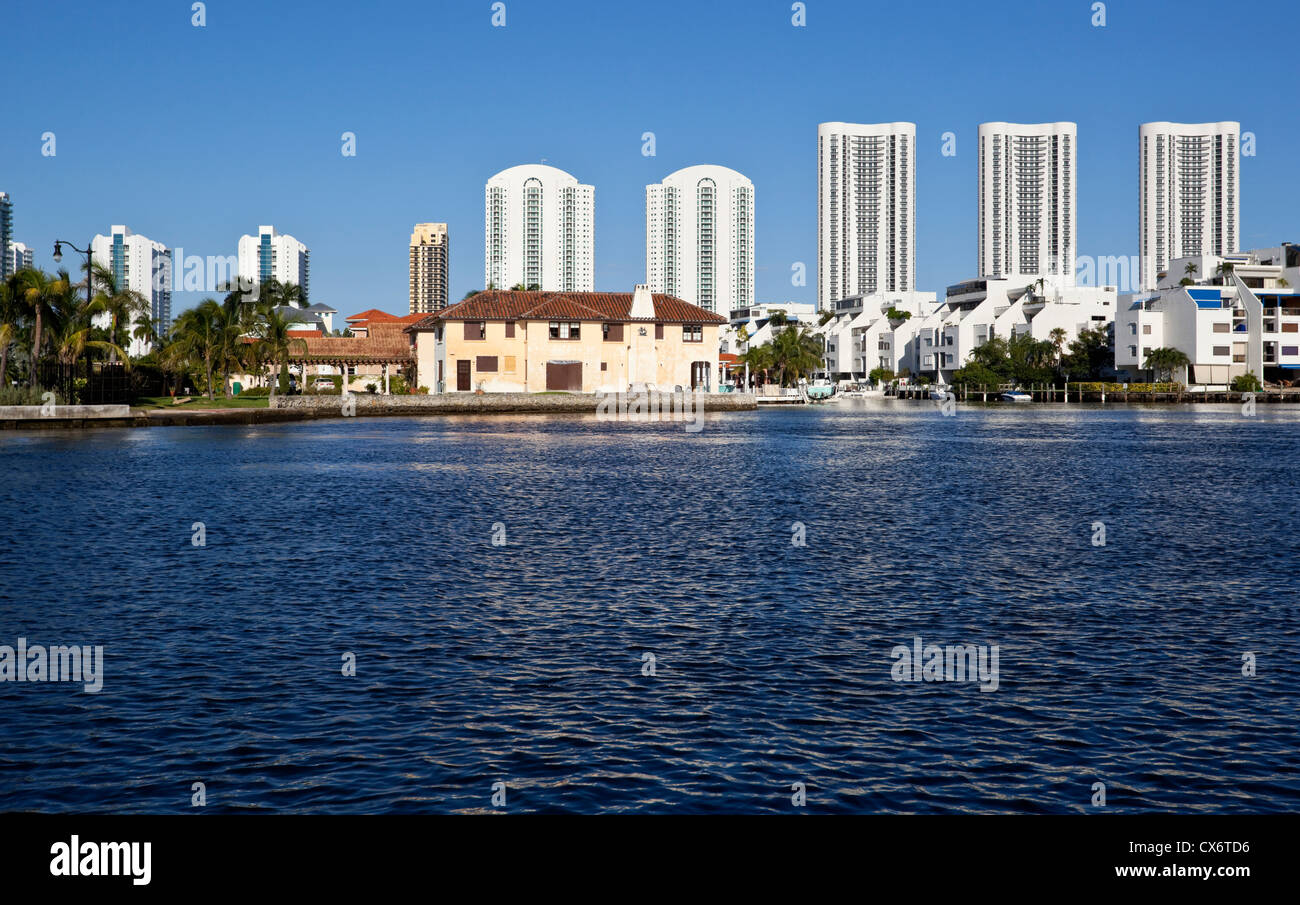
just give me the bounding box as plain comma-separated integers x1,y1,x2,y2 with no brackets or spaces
0,404,1297,813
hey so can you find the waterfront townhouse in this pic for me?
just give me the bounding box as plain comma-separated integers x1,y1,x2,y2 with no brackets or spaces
818,291,939,379
407,285,726,393
1115,245,1300,384
904,276,1115,383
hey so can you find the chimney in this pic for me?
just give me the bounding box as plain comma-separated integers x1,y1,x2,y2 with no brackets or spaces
630,283,655,319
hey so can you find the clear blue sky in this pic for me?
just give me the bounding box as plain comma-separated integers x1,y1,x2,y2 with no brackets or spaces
2,0,1296,317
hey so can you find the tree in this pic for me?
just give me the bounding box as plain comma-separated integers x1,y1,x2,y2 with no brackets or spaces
132,313,158,351
169,299,223,399
1049,327,1068,365
818,309,835,326
16,268,68,387
868,367,894,385
1063,325,1113,380
1184,262,1199,279
767,310,788,328
89,262,148,361
1215,261,1235,283
0,276,20,386
257,306,296,398
1142,347,1190,383
1231,371,1262,392
885,307,912,323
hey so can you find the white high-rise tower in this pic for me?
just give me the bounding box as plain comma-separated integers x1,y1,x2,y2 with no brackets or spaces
646,164,754,315
237,225,310,299
90,225,174,355
1138,122,1240,290
978,122,1077,283
817,122,916,309
484,164,594,292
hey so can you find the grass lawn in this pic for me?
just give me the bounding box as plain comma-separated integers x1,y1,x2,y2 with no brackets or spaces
134,395,270,410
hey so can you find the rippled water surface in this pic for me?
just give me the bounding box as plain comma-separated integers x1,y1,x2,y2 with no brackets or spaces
2,402,1298,813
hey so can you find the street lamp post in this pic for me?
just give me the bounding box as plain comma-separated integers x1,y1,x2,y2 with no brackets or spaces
52,239,94,312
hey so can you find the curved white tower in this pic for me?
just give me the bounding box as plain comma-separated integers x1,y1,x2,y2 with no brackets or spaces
817,122,916,309
646,164,754,315
1138,122,1240,290
484,164,594,292
977,122,1076,284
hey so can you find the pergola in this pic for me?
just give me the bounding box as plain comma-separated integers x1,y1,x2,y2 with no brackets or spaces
288,330,416,394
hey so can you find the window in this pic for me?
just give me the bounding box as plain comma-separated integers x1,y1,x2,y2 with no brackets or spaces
1129,345,1137,357
1212,346,1230,356
1129,323,1137,335
1212,323,1231,333
923,355,934,367
476,356,498,372
683,324,702,343
464,322,485,341
1142,324,1152,335
602,323,623,342
504,356,516,373
1283,322,1299,333
505,321,515,338
600,362,607,371
549,321,581,340
654,323,664,340
1283,346,1298,356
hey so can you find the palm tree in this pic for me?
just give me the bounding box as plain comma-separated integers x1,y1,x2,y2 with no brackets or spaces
16,269,68,387
0,276,21,387
257,306,295,398
169,299,223,399
89,262,148,360
132,313,158,351
769,326,823,385
1184,262,1199,279
1143,347,1191,384
1049,327,1068,370
1215,261,1235,284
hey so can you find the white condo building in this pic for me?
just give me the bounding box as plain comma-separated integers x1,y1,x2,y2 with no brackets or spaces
237,225,310,298
1138,122,1240,291
91,225,174,356
817,122,916,309
646,164,754,315
485,164,594,292
978,122,1077,284
1117,245,1300,385
8,242,33,274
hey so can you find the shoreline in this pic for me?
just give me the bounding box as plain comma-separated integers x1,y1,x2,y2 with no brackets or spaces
0,391,756,430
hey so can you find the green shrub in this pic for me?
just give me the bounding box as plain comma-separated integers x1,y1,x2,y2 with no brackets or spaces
0,386,62,405
1231,372,1262,392
239,386,270,397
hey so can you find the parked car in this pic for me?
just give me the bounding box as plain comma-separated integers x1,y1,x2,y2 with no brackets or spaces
313,377,335,391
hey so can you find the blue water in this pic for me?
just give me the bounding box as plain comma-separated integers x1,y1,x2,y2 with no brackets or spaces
1,402,1298,813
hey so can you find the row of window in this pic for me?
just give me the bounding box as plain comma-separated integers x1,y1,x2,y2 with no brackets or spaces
461,321,704,342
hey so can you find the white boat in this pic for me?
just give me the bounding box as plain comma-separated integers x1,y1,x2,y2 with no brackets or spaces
1000,389,1032,402
929,386,953,402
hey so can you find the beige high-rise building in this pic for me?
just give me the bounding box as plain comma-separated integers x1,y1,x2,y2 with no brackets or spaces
410,223,449,314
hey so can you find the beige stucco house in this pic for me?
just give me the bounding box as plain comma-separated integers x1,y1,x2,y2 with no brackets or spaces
406,285,726,393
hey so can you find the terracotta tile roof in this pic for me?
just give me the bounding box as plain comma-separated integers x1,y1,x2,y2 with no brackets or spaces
346,308,395,323
289,324,414,362
287,329,320,338
406,290,727,331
